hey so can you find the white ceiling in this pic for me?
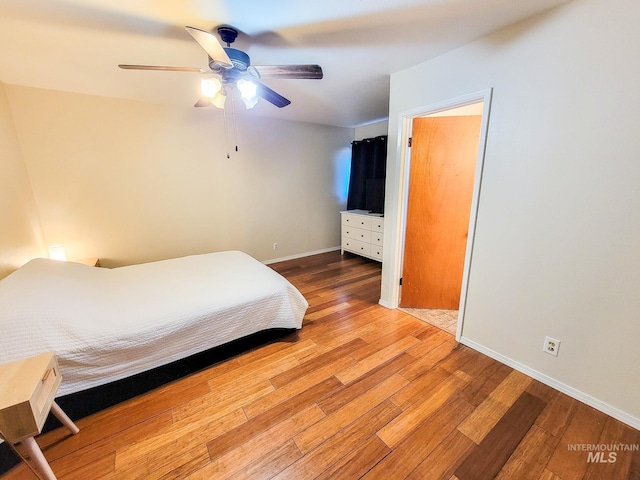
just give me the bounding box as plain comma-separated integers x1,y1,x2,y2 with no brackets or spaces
0,0,572,127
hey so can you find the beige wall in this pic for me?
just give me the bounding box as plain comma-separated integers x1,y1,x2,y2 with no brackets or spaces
0,82,44,278
383,0,640,426
6,85,353,267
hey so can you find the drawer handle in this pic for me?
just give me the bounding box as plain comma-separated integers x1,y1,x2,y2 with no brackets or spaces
42,369,52,382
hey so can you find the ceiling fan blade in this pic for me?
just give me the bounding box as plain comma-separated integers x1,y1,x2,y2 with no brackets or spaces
252,65,323,80
185,26,232,68
119,64,205,73
194,97,211,107
255,81,291,108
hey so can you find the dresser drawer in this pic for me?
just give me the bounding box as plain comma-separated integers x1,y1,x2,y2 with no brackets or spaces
370,246,383,261
342,237,371,256
342,225,372,243
371,217,384,232
371,231,384,246
342,213,373,230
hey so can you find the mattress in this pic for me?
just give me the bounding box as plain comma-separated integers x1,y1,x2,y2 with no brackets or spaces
0,251,308,396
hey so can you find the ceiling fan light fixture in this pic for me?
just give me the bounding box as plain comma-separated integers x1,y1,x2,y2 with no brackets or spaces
237,78,258,109
201,77,222,98
210,91,226,109
201,77,226,109
240,95,258,109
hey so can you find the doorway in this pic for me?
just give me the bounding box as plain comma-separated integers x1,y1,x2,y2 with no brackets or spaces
390,90,492,340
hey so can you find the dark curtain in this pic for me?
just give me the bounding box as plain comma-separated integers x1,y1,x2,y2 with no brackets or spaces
346,135,388,213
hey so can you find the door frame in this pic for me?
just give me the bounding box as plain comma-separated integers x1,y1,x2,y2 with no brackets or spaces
387,89,493,340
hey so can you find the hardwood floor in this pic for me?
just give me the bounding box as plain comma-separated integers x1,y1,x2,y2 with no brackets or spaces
3,251,639,479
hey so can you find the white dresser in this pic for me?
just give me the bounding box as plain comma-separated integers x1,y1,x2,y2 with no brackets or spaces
340,210,384,262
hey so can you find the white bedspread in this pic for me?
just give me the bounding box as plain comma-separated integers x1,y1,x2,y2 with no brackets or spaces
0,251,307,396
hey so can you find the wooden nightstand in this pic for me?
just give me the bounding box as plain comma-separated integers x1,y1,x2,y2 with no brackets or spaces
0,352,79,480
73,257,100,267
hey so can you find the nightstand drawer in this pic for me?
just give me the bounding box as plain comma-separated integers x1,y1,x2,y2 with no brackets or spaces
33,361,60,423
0,352,61,442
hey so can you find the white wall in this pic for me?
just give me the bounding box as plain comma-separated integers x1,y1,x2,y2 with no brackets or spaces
354,120,389,140
383,0,640,426
6,85,353,267
0,82,45,278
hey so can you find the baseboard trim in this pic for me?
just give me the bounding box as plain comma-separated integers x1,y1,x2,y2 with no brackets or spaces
459,336,640,430
378,299,394,309
262,247,341,265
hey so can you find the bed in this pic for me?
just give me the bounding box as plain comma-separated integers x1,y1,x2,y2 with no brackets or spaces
0,250,308,396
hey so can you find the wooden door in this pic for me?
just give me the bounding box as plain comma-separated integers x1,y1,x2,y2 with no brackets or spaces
400,115,482,309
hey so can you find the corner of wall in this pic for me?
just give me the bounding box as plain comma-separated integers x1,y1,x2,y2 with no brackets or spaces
0,82,46,278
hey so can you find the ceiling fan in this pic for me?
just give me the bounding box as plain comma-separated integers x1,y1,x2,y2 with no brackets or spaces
119,26,323,109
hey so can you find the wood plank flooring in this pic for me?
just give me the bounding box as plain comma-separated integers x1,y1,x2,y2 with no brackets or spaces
2,251,639,479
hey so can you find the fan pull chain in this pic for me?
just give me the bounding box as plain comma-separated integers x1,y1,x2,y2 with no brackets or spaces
222,95,240,159
223,100,231,159
230,94,239,154
231,95,239,153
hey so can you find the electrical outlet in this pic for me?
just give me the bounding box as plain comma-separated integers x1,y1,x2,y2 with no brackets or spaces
273,243,278,250
543,336,560,356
